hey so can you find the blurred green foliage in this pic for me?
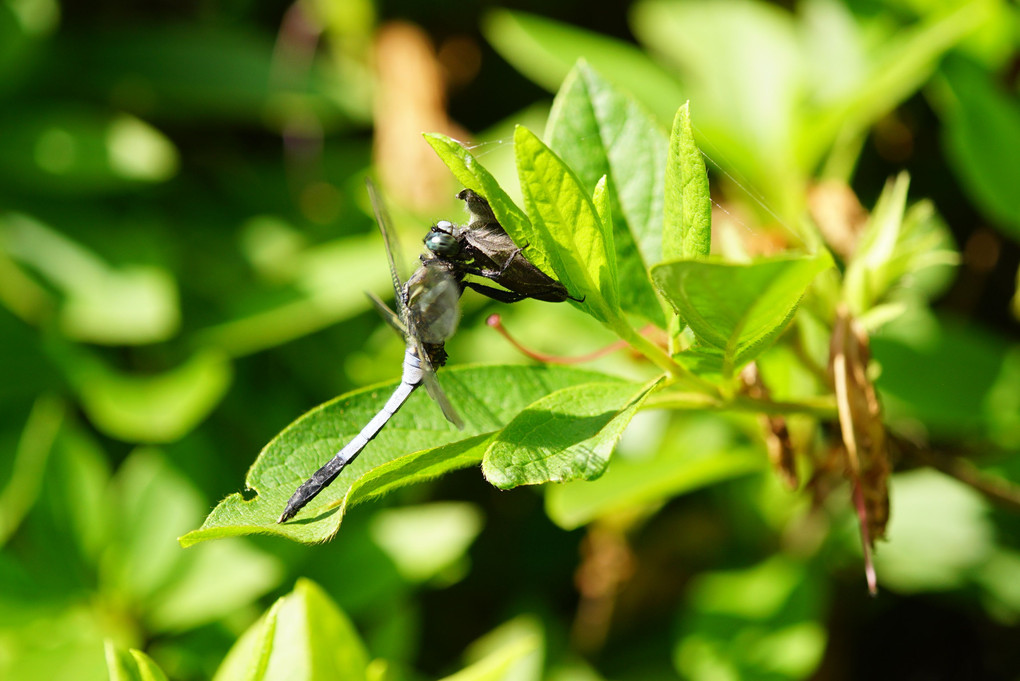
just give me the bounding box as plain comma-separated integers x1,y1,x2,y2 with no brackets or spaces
1,0,1019,680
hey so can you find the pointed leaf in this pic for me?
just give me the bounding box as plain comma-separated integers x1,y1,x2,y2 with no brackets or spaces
546,60,667,323
483,378,659,489
213,579,370,681
663,102,711,260
105,643,169,681
182,365,625,545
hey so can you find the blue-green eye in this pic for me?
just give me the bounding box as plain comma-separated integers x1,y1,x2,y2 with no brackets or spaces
426,223,459,255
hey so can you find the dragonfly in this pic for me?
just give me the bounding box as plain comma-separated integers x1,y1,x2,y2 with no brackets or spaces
278,180,465,524
424,189,582,304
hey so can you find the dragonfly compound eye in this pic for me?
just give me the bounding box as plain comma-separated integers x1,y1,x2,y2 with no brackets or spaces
425,228,459,256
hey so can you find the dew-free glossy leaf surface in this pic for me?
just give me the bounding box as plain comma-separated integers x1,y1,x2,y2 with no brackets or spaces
213,579,369,681
547,60,667,324
182,365,625,545
652,253,831,375
483,378,660,489
663,103,711,261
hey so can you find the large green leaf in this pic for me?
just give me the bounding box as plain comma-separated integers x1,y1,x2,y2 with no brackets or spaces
484,378,660,489
181,365,626,546
651,253,831,376
673,555,827,681
440,617,544,681
482,9,686,123
515,126,620,323
546,60,667,325
937,55,1020,240
213,579,370,681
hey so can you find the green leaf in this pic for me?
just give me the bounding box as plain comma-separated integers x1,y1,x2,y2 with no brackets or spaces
369,502,483,583
441,616,544,681
213,579,370,681
483,378,660,489
545,415,764,529
515,125,619,323
663,102,711,260
937,55,1020,240
805,1,989,171
673,555,827,681
0,395,63,546
1,213,180,345
424,132,555,281
0,107,178,195
482,9,686,123
632,0,802,212
0,0,58,96
181,365,623,546
843,173,958,319
105,450,282,632
651,253,832,376
105,643,169,681
875,469,994,592
58,346,233,444
546,60,667,324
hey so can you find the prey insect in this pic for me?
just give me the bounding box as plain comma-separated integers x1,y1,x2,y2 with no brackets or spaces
424,189,582,304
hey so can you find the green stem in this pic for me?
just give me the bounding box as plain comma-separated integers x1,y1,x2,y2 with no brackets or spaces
611,320,721,397
646,391,838,418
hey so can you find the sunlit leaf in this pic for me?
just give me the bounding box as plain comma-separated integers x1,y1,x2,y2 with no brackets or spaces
60,347,232,444
440,616,544,681
673,555,827,681
105,643,169,681
652,253,832,376
547,59,667,324
213,579,369,681
182,365,625,546
483,378,660,489
482,9,685,123
369,502,483,583
0,107,177,195
0,213,180,344
663,102,711,261
515,125,619,322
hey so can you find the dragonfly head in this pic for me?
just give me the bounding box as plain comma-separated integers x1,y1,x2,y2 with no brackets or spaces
425,221,460,256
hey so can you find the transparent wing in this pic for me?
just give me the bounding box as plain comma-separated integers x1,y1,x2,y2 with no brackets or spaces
366,178,408,323
416,337,464,429
366,291,405,336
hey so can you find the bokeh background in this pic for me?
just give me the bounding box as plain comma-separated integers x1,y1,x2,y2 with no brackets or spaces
2,0,1020,679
